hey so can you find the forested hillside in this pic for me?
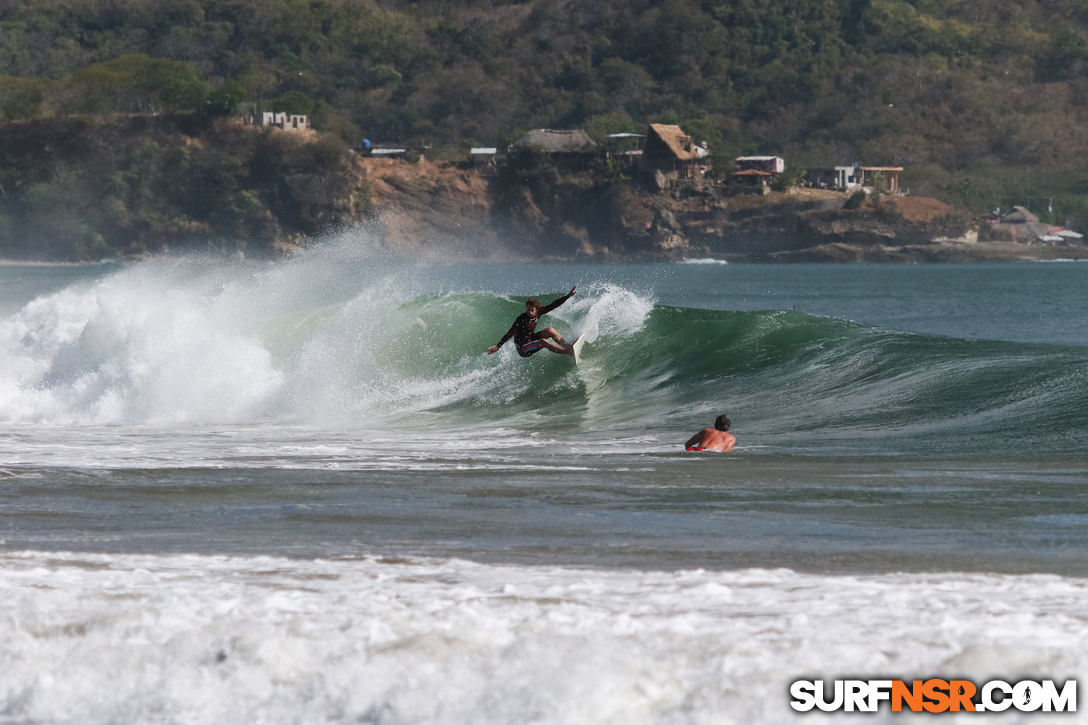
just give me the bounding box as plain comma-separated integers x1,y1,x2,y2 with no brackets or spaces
0,115,368,260
3,0,1088,224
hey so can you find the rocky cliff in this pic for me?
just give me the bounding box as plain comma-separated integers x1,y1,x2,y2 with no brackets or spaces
4,115,1086,263
364,158,1088,262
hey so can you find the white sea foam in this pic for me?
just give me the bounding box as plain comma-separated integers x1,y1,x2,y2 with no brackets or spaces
0,234,451,426
1,550,1083,724
561,281,654,345
679,257,729,265
0,261,288,425
0,248,661,429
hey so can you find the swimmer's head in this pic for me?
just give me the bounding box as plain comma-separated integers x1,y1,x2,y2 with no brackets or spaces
714,415,731,431
526,298,541,315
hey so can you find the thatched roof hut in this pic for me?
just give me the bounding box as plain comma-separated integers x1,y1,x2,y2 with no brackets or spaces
512,129,598,155
640,123,711,189
1001,205,1039,224
645,123,705,161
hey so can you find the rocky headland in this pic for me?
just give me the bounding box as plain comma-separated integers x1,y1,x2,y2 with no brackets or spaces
2,116,1086,264
362,156,1088,263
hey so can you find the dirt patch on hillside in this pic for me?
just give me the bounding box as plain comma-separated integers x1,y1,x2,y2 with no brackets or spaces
718,187,844,211
870,195,960,222
360,157,506,259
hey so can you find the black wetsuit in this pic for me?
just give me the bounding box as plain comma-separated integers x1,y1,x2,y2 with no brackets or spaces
494,292,573,357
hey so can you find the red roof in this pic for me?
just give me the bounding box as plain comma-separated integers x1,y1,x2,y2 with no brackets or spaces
731,169,772,176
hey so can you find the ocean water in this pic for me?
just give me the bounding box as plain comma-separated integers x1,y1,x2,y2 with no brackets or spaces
2,236,1087,723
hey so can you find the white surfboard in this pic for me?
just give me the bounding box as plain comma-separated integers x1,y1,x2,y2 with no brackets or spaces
570,334,586,364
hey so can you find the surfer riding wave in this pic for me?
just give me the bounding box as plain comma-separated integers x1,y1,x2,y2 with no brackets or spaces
487,285,578,358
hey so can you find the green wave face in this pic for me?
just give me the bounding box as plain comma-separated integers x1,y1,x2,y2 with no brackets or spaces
323,289,1088,455
2,259,1084,456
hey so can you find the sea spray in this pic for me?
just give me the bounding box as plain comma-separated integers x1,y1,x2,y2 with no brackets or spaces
0,262,284,424
561,281,655,345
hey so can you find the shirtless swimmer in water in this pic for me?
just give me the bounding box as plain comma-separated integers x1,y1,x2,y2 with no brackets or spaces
685,415,737,452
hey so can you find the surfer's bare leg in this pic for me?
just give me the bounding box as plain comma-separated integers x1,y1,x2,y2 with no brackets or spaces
537,327,574,355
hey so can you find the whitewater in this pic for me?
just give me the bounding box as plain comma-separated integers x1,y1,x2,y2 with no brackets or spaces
2,234,1087,723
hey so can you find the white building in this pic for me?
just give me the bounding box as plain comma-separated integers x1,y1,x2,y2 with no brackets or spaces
248,112,310,132
835,164,861,189
736,156,785,174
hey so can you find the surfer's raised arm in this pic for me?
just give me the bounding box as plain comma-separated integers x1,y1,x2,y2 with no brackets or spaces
486,285,580,358
539,285,577,315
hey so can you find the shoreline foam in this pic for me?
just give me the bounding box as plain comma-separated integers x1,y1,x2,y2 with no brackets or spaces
3,548,1085,724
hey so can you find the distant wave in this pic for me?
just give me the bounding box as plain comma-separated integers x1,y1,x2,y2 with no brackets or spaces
679,257,728,265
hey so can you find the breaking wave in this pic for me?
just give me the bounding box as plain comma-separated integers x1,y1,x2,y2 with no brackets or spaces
1,245,1085,455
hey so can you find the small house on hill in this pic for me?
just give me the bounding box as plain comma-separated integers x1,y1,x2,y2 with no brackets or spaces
991,205,1053,242
369,147,407,158
248,112,310,132
1001,205,1039,225
857,165,904,194
736,156,785,174
509,129,598,170
469,147,499,173
640,123,710,189
731,155,784,193
805,166,850,189
359,138,408,158
729,168,773,194
604,132,644,170
805,163,903,193
511,129,598,156
982,205,1080,243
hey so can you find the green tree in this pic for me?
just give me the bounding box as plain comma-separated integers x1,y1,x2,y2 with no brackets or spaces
270,90,314,115
770,163,807,192
72,55,209,114
0,75,44,120
204,81,248,117
585,110,638,142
